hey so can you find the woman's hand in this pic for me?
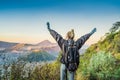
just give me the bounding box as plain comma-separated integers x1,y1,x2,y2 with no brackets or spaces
46,22,50,30
90,28,97,35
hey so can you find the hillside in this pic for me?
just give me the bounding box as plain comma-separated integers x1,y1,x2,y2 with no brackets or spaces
78,28,120,70
83,30,120,60
26,51,56,62
85,21,120,55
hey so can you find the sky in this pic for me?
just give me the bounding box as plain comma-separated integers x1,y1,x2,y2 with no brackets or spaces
0,0,120,45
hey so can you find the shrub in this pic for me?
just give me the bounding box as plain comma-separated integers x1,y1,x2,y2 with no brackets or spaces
83,51,120,80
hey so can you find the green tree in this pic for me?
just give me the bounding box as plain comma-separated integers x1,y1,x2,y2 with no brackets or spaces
109,22,120,33
10,60,26,80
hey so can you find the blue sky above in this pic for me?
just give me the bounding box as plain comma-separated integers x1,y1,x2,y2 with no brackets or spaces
0,0,120,45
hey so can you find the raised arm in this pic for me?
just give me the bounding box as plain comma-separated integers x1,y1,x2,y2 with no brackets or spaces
47,22,65,49
76,28,97,49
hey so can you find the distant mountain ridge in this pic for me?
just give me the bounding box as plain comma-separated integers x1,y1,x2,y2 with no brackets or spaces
0,40,88,56
36,40,57,47
0,40,58,49
0,41,18,48
0,40,60,56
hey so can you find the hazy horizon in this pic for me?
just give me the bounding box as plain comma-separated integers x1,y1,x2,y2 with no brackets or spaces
0,0,120,45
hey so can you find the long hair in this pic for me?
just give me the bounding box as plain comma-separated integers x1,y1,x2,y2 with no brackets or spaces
66,29,75,40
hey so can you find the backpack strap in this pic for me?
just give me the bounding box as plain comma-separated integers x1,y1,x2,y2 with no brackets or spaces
65,41,69,65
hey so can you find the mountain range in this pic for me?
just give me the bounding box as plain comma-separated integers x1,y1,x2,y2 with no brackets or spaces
0,40,60,56
0,40,88,56
0,41,17,49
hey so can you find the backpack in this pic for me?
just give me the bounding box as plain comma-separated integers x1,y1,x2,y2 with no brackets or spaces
64,39,80,72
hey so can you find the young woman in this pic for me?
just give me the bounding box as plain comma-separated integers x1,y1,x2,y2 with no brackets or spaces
47,22,96,80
